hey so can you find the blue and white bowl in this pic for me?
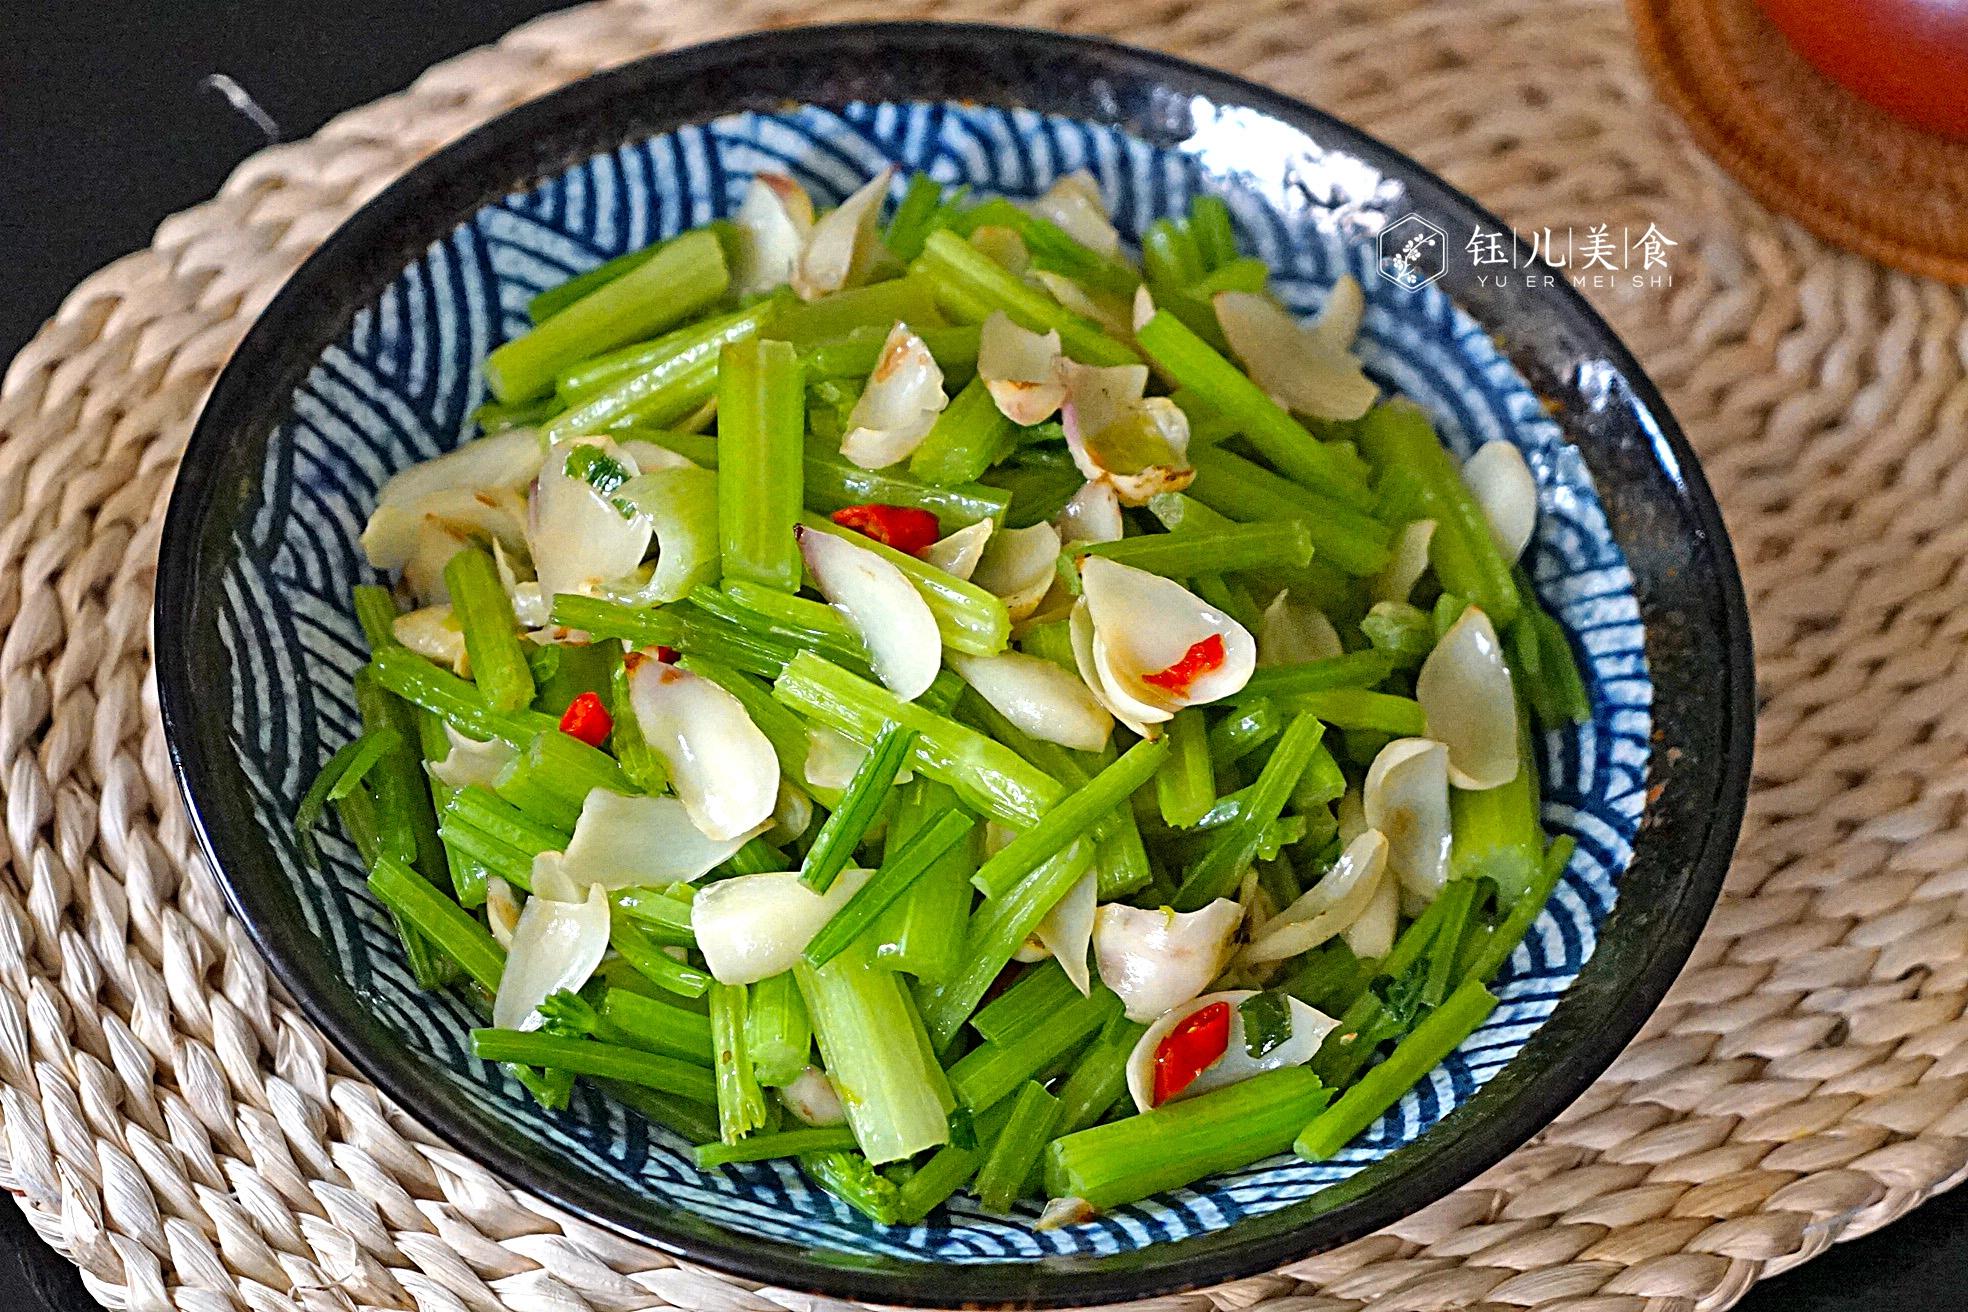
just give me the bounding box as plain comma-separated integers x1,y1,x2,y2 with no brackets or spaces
155,24,1753,1307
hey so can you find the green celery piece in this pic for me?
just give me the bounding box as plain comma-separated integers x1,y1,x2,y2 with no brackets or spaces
470,1029,719,1103
442,548,535,712
1187,444,1389,575
744,972,813,1088
970,739,1168,899
872,780,977,983
1234,651,1395,702
717,337,805,591
543,295,785,440
973,1080,1062,1212
799,722,917,894
708,982,768,1144
1174,713,1324,909
487,227,728,403
367,856,504,992
695,1126,858,1168
804,811,976,967
913,230,1138,367
1046,1067,1332,1209
598,988,714,1066
773,651,1061,826
770,276,944,348
911,375,1017,486
947,987,1120,1114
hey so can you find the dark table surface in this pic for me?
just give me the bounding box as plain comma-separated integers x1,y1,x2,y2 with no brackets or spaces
0,2,1958,1307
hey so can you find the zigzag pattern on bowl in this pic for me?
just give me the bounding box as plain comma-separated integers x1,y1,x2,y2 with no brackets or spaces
216,101,1649,1260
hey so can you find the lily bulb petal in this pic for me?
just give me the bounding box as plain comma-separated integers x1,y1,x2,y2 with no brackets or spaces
1214,290,1378,421
977,312,1067,425
562,789,760,888
1125,990,1337,1111
627,658,779,840
394,604,470,676
948,649,1113,753
1080,558,1255,712
1257,591,1342,666
1417,606,1520,790
1069,598,1163,739
530,438,652,601
1094,900,1244,1022
692,869,871,984
797,525,941,701
1056,479,1124,546
1373,519,1437,604
361,428,545,571
793,166,894,301
971,522,1061,622
492,883,610,1031
921,519,993,580
1037,872,1098,994
1462,440,1538,565
1239,830,1389,965
1362,738,1454,904
731,172,815,296
428,722,514,789
839,322,949,470
1307,274,1367,355
1025,170,1119,255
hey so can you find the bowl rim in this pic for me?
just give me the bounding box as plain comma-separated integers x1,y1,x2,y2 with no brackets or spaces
154,20,1755,1308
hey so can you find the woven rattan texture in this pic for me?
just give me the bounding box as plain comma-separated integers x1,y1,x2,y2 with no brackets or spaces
1629,0,1968,284
3,1,1966,1309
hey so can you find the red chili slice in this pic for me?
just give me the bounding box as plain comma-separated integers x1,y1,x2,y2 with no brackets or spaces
557,691,614,747
1141,633,1228,694
1152,1000,1232,1106
830,503,942,557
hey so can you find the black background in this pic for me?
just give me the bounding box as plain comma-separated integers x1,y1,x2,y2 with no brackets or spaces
0,2,1958,1306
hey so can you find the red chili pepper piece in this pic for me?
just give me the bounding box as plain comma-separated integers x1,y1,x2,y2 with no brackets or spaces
1141,633,1228,694
654,645,679,664
1152,1000,1232,1106
558,691,613,747
830,503,941,557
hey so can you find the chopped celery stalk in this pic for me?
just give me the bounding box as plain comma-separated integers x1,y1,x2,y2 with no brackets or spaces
443,548,536,712
437,786,569,889
369,647,557,745
688,584,868,671
367,856,503,993
604,1079,721,1144
717,835,790,877
914,230,1138,367
774,651,1062,826
550,595,804,681
1362,600,1435,667
469,1029,719,1103
471,395,561,432
1235,652,1395,702
911,375,1017,486
610,909,712,998
296,728,394,859
1136,310,1373,504
971,738,1168,899
957,196,1142,300
490,747,582,832
1174,713,1324,909
894,1099,1017,1224
948,987,1120,1114
1280,941,1371,1015
972,961,1083,1045
1046,1067,1332,1209
884,172,948,262
1353,402,1520,625
543,295,784,440
770,276,943,348
695,1126,858,1168
795,934,955,1164
717,338,805,592
979,458,1081,528
798,513,1010,655
1069,521,1313,578
1513,586,1591,725
708,982,768,1143
802,1150,905,1223
1188,194,1240,271
1210,699,1282,769
1142,218,1205,289
958,692,1102,802
804,323,982,383
1295,979,1496,1161
744,973,812,1088
528,246,657,324
1466,836,1573,985
1187,445,1389,575
1281,689,1427,736
873,780,976,983
973,1081,1061,1212
351,584,402,649
805,810,975,967
1053,1010,1148,1136
719,577,859,646
416,709,489,906
605,887,697,939
613,426,719,467
916,838,1095,1048
486,227,729,403
800,722,917,893
1095,816,1155,900
607,650,669,792
1450,719,1543,906
599,988,714,1065
803,448,1010,533
1420,878,1480,1007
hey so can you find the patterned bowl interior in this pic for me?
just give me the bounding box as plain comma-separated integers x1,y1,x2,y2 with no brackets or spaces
218,103,1645,1260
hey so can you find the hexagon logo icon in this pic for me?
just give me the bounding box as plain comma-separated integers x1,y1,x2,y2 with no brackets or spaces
1377,213,1448,290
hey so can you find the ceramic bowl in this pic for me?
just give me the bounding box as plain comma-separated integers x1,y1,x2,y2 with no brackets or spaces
154,22,1753,1307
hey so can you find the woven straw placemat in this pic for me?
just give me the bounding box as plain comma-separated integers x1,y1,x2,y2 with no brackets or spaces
4,1,1967,1309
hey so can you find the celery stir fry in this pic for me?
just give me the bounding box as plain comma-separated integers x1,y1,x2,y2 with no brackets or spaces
308,166,1592,1225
